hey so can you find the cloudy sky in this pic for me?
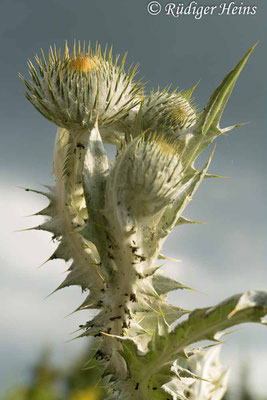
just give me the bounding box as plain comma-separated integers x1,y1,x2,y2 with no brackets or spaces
0,0,266,397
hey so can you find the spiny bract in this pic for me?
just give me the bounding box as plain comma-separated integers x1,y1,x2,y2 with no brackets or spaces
21,41,267,400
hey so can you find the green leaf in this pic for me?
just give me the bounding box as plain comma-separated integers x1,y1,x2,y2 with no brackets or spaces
196,43,257,135
152,274,190,295
154,290,267,366
116,291,266,400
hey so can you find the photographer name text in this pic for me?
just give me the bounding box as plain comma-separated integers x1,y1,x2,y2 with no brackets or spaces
147,1,258,19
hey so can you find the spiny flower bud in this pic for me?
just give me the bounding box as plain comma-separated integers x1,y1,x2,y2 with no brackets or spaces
109,131,184,220
20,41,142,133
141,88,197,134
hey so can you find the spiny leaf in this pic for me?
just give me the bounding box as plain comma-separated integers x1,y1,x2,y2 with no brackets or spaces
175,217,205,226
196,43,257,135
152,274,191,295
158,253,181,262
154,290,267,366
159,147,215,235
54,261,104,292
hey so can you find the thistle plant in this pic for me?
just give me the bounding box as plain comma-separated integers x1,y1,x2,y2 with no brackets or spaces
21,41,267,400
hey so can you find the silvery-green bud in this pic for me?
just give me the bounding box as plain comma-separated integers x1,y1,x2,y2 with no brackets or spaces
108,131,184,224
141,88,197,134
20,41,142,134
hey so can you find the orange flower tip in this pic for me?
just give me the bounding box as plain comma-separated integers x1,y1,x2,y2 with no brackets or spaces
68,55,99,74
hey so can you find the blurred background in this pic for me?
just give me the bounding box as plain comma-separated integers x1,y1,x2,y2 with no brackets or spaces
0,0,266,398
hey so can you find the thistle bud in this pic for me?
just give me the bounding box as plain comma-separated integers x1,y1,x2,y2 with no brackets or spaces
141,89,197,134
20,41,142,134
108,131,184,222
